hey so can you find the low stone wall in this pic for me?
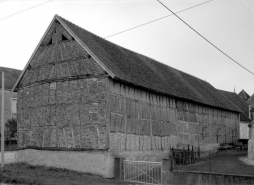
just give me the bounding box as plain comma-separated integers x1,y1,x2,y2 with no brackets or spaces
16,149,170,179
16,149,115,178
162,170,254,185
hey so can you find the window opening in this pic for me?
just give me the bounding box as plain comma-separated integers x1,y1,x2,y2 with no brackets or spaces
62,34,68,41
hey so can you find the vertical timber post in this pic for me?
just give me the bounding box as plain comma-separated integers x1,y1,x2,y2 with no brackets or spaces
1,72,5,168
209,149,211,174
171,148,173,171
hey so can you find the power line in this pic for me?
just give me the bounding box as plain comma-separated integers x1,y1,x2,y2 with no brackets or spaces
105,0,213,39
0,0,53,21
156,0,254,76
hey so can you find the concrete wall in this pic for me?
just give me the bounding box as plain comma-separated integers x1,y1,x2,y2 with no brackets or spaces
16,149,115,178
163,170,254,185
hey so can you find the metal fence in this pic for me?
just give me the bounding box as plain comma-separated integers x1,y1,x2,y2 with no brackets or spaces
171,145,200,165
123,160,162,184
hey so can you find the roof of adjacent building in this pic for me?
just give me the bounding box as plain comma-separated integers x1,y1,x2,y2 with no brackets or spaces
238,89,250,101
219,90,251,122
13,15,242,113
248,94,254,106
0,67,22,90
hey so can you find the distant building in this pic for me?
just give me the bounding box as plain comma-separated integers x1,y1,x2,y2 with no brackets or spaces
248,121,254,160
238,89,250,101
248,94,254,120
219,90,252,143
0,67,22,130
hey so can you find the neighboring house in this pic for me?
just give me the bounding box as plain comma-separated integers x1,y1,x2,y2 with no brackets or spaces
219,90,252,143
238,89,250,101
0,67,22,130
13,15,242,177
248,120,254,160
248,94,254,120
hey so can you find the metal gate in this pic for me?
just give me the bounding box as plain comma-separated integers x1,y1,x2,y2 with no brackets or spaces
123,160,162,184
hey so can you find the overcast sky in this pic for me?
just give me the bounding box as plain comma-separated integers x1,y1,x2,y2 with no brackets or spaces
0,0,253,95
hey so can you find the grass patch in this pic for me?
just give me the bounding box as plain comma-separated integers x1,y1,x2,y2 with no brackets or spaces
176,152,254,176
0,162,136,185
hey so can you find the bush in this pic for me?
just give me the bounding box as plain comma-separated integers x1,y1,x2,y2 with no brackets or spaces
5,118,17,140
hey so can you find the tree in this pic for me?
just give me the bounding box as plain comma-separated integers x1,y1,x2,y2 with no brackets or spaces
5,118,17,140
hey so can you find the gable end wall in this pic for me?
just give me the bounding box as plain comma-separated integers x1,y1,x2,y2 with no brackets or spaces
16,22,110,150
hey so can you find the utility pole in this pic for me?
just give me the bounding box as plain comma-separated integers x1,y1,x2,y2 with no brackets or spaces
1,72,5,168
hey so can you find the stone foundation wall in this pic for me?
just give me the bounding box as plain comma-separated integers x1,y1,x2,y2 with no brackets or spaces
16,149,115,178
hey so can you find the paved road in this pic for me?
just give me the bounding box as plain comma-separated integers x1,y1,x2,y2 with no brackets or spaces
0,151,17,164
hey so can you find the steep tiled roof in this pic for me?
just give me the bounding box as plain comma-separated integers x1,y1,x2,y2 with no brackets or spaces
0,67,22,90
58,15,242,113
238,89,250,101
219,90,251,122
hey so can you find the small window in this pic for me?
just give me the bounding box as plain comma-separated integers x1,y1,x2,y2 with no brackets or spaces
11,98,17,114
46,38,53,46
62,34,68,41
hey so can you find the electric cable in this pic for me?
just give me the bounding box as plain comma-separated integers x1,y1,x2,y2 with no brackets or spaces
105,0,214,38
156,0,254,76
0,0,53,21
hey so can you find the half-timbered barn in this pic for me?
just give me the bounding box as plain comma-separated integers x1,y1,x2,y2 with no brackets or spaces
13,15,242,177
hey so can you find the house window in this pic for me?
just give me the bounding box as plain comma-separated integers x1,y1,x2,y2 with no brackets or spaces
11,98,17,115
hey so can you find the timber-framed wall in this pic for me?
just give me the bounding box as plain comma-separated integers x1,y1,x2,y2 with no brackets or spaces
16,22,109,150
108,79,240,153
